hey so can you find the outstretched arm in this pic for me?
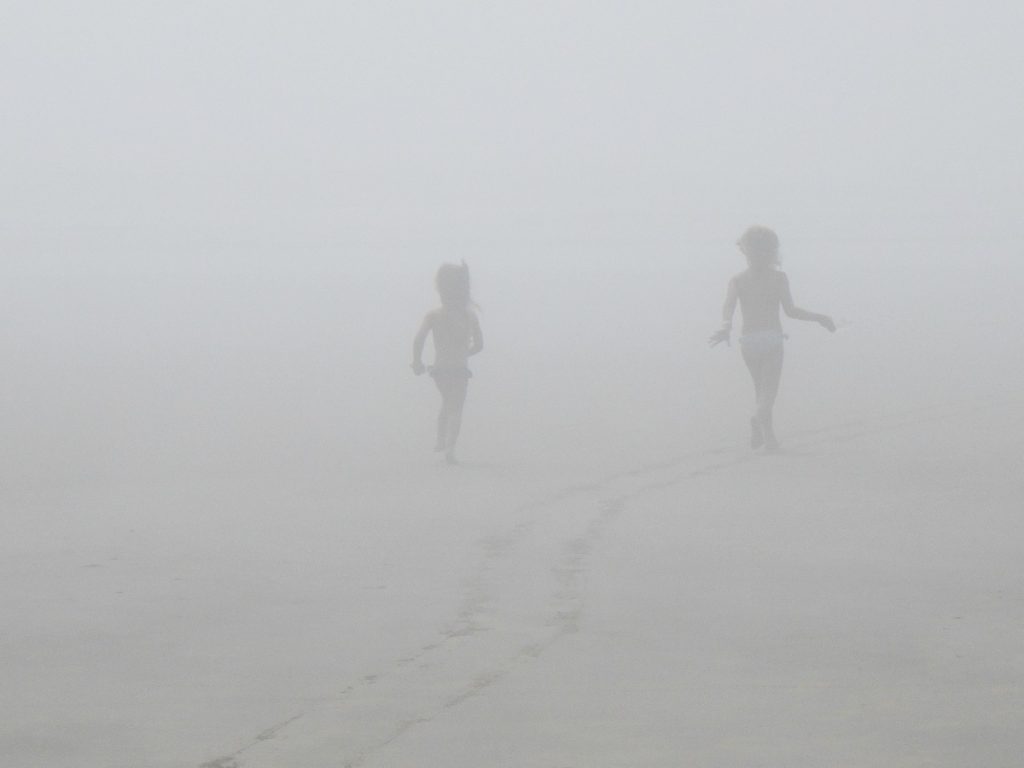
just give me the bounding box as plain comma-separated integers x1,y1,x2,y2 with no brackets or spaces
780,273,835,332
411,314,432,374
709,277,738,347
468,313,484,356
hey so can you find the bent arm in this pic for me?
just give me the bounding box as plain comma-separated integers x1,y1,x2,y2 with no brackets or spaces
709,278,738,346
721,277,738,327
412,314,432,372
780,274,835,331
468,314,483,356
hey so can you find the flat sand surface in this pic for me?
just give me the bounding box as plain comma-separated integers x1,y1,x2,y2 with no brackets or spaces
4,398,1022,767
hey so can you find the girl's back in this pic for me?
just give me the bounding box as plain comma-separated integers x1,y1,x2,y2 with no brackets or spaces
430,307,477,369
411,261,483,464
710,225,835,451
733,268,787,334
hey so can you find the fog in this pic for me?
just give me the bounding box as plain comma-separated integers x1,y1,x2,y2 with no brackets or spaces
3,3,1023,767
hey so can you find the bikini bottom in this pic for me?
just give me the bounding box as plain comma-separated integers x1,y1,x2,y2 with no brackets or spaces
739,329,786,358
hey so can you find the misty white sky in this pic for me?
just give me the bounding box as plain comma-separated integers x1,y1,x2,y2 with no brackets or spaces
2,1,1023,490
3,1,1022,244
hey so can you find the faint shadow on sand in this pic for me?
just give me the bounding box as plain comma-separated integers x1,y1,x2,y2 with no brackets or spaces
444,460,508,475
756,445,816,457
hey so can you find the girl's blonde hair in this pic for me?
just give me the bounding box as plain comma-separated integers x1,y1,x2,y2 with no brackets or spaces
738,225,780,265
436,261,474,309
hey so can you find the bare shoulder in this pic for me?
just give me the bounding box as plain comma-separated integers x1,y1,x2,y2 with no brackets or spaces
773,271,793,301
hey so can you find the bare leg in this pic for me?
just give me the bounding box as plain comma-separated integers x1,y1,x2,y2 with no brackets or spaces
757,346,784,449
444,377,468,463
433,378,450,451
749,415,765,449
434,376,469,463
435,407,448,451
741,344,784,450
741,347,766,448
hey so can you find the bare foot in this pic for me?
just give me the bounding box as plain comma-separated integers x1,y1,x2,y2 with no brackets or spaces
750,417,764,449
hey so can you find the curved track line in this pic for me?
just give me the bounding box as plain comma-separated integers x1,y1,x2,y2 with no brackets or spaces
200,400,991,767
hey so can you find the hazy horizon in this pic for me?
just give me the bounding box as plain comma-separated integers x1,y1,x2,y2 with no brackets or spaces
3,3,1023,766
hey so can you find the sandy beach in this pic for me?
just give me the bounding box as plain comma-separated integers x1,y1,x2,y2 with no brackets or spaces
5,395,1021,768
